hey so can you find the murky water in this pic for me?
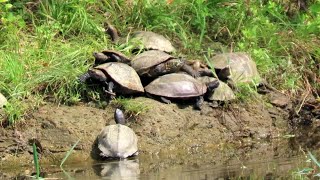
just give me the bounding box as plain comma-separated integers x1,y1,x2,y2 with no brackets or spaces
2,139,318,180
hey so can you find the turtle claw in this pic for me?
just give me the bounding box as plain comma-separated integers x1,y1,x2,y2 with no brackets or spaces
160,97,171,104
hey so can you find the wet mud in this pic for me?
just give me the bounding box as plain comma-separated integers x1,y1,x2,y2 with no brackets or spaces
0,95,288,163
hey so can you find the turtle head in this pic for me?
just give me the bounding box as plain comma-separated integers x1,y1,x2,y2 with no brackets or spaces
88,69,108,82
114,108,126,125
207,79,220,91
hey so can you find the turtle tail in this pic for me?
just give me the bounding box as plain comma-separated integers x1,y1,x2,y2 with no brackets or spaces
78,72,91,83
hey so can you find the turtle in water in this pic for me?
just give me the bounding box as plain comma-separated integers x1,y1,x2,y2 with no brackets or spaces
79,62,144,98
105,22,175,53
98,109,138,158
199,52,261,85
93,50,131,66
131,50,199,79
144,73,219,110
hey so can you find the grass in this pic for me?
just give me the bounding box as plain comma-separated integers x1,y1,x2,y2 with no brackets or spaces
0,0,319,124
112,97,150,117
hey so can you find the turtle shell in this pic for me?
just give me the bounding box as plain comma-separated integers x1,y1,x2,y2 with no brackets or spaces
131,50,174,75
197,76,235,101
101,50,131,64
94,62,144,93
210,52,261,83
145,73,207,98
131,31,176,53
98,124,138,158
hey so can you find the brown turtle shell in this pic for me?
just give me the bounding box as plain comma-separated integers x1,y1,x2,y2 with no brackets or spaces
95,62,144,93
131,50,174,75
145,73,207,98
131,31,176,53
210,52,261,83
98,124,138,158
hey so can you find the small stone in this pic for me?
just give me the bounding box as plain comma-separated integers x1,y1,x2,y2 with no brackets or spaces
269,92,290,108
0,93,7,108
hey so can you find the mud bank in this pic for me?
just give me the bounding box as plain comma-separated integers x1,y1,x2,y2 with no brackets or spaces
0,96,290,168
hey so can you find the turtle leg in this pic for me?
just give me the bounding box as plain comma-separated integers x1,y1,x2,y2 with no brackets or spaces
78,72,91,83
181,64,200,78
194,96,204,110
207,79,220,91
198,69,215,77
160,97,171,104
107,81,116,99
102,81,116,98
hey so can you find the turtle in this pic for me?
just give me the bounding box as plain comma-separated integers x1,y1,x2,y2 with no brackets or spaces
200,52,261,85
79,62,144,98
131,50,199,78
144,73,219,109
93,50,131,66
97,108,138,158
197,76,236,101
130,31,176,53
105,22,175,53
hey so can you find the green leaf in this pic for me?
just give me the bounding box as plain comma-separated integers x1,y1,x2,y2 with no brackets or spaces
5,3,12,9
0,0,9,3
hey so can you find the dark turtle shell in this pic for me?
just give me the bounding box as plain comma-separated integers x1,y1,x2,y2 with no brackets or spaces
130,31,175,53
131,50,174,76
94,50,131,65
94,62,144,94
145,73,207,98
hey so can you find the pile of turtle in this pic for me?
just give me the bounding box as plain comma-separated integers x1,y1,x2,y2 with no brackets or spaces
79,27,266,159
79,30,262,110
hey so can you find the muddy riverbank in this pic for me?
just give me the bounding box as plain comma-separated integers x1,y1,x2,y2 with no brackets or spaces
0,94,290,166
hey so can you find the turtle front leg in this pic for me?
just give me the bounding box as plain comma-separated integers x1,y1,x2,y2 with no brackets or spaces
160,97,171,104
181,64,200,78
102,81,116,99
194,96,204,110
107,81,116,99
78,72,91,83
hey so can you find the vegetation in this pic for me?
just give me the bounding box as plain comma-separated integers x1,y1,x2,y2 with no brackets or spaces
0,0,319,124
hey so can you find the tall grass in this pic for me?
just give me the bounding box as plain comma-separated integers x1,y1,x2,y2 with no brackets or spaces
0,0,319,123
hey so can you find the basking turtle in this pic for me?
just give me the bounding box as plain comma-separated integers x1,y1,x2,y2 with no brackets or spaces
93,50,131,66
131,50,199,78
144,73,219,109
130,31,175,53
79,62,144,98
105,23,175,53
200,52,261,85
98,109,138,158
197,76,236,101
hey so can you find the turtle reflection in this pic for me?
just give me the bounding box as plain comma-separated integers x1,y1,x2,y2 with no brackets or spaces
93,159,140,180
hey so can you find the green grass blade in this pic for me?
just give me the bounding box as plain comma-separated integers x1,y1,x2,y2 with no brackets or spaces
308,151,320,168
32,143,40,179
60,139,80,167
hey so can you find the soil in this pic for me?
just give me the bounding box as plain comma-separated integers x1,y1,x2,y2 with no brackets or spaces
0,94,290,168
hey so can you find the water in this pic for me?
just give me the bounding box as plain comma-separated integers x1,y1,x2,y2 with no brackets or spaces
1,139,318,180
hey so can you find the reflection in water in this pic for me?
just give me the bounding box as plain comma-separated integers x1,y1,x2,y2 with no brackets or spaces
2,139,319,180
93,159,140,180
